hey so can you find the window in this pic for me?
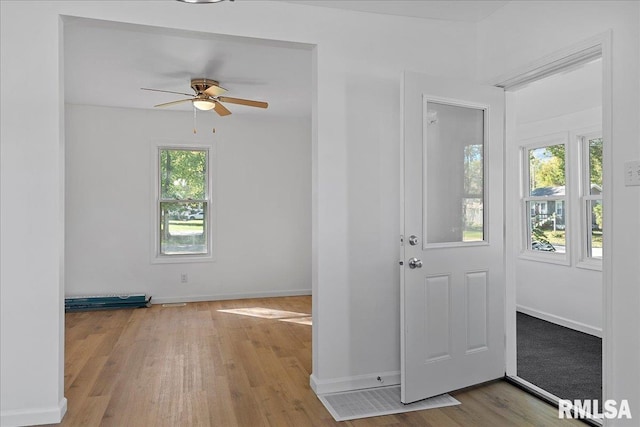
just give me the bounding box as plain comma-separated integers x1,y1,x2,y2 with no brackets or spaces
523,142,567,255
582,134,603,261
156,147,211,258
424,100,486,246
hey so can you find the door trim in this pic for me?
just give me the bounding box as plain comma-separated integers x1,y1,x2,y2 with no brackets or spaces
495,30,612,424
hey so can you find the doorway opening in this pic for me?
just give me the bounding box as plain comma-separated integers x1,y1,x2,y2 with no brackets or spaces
500,38,609,425
62,17,315,422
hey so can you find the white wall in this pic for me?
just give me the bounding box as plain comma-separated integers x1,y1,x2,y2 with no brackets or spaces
1,1,476,424
65,104,311,302
479,1,640,424
1,3,67,425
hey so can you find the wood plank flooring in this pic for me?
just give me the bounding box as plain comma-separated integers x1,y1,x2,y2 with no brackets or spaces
54,296,582,426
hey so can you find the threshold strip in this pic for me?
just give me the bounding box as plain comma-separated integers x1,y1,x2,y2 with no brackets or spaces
504,376,601,427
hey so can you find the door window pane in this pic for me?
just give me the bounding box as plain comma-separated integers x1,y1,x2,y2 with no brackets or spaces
425,101,484,244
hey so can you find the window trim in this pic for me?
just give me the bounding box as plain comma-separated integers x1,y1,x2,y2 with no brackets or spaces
577,131,603,270
519,133,570,265
150,141,216,264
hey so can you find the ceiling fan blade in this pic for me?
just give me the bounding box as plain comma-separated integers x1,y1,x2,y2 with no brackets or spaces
218,96,268,109
203,85,228,97
154,98,194,108
213,101,232,116
141,87,194,97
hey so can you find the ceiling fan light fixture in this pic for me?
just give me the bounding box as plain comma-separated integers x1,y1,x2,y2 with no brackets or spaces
193,99,216,111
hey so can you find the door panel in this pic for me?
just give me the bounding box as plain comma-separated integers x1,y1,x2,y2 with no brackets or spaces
424,274,451,362
466,271,488,353
401,71,505,404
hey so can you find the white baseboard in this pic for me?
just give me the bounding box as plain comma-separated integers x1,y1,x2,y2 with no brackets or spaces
1,398,67,427
151,289,312,305
310,371,400,395
517,305,602,338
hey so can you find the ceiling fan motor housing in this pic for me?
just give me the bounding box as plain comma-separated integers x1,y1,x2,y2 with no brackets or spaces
191,78,220,94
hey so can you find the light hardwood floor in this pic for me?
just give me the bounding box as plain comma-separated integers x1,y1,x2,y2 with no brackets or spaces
55,296,581,426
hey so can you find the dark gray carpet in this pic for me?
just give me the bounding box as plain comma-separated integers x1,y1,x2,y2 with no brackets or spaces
517,312,601,402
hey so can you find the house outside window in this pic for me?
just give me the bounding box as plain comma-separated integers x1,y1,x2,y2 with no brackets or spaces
154,146,214,262
522,141,568,256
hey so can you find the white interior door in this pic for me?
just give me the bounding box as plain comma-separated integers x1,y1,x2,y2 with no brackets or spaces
401,71,505,404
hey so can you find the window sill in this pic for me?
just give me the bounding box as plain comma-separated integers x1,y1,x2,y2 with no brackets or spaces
576,259,602,271
518,251,570,266
151,254,215,265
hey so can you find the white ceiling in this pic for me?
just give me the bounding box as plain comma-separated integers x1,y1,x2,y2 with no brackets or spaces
64,1,510,117
283,1,509,23
64,17,313,118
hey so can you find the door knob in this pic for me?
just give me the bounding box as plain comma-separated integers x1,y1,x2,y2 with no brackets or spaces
408,258,423,269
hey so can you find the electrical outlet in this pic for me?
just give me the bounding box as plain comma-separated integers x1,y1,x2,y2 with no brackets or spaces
180,273,188,283
624,160,640,186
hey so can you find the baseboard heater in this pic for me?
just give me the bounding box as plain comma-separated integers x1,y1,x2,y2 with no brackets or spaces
65,294,151,312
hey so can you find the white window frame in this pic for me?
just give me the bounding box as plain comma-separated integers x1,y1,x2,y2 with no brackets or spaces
519,133,570,265
151,141,216,264
577,131,603,270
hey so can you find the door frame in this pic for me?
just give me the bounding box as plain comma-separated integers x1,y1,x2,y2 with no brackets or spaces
493,31,612,422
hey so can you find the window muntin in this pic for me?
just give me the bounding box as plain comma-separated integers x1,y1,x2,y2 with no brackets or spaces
158,148,209,256
523,143,567,254
582,136,603,260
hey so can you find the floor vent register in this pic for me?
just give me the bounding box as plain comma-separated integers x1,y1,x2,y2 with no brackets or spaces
318,385,460,422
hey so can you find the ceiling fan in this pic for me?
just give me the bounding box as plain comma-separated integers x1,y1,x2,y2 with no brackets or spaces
141,78,268,116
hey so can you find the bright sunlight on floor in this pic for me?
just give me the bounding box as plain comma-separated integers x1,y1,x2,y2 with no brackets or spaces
217,307,312,325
